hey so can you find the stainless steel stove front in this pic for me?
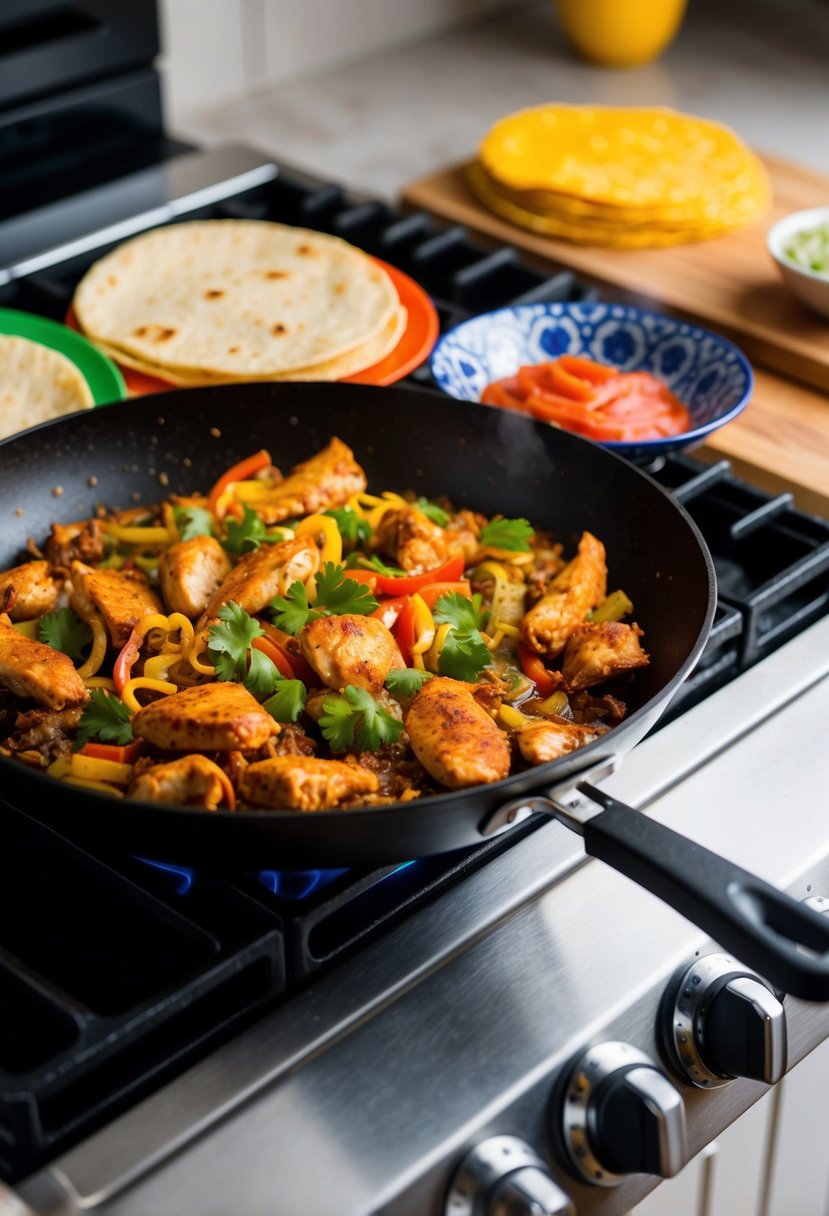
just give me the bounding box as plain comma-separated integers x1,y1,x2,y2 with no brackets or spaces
14,617,829,1216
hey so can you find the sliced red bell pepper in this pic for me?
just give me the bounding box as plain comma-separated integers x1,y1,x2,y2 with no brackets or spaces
373,553,465,596
113,625,143,696
343,568,379,590
251,635,296,680
260,622,319,687
395,597,418,665
371,595,409,629
418,580,472,609
79,739,144,765
518,643,563,697
207,449,271,518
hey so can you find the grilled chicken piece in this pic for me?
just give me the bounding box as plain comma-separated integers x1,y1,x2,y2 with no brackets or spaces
300,614,404,694
0,560,58,620
404,676,510,790
253,438,367,525
374,506,452,575
132,683,278,751
562,621,649,691
70,561,163,647
129,754,232,809
240,755,379,810
0,613,89,710
515,716,607,765
44,518,105,570
444,509,484,566
199,536,319,628
521,531,607,659
159,536,231,618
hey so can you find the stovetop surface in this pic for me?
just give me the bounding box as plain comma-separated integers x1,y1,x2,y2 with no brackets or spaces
1,145,829,1191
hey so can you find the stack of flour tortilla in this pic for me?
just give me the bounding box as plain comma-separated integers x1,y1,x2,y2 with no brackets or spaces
71,220,405,385
468,104,771,249
0,335,93,439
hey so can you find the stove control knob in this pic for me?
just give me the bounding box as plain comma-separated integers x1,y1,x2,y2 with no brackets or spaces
445,1136,574,1216
665,953,787,1088
560,1041,687,1187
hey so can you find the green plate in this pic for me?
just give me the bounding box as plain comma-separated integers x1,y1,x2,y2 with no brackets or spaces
0,307,127,406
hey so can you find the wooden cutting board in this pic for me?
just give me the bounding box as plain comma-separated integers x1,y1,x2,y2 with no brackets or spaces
400,153,829,514
400,153,829,393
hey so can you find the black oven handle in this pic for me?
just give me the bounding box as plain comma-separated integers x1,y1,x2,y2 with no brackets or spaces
575,783,829,1002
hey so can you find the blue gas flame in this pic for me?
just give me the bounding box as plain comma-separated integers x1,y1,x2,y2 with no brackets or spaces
134,856,195,895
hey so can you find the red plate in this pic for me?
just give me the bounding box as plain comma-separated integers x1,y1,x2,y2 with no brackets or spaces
65,257,438,395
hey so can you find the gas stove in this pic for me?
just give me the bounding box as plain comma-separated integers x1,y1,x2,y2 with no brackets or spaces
2,10,829,1214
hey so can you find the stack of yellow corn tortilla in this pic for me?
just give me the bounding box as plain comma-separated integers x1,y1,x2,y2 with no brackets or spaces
468,104,771,249
71,220,405,385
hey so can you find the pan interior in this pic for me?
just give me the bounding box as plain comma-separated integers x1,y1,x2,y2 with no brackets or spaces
0,383,714,861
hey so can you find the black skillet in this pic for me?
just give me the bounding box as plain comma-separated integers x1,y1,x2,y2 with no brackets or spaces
2,382,829,998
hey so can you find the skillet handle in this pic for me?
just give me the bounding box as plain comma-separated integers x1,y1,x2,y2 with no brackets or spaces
578,783,829,1002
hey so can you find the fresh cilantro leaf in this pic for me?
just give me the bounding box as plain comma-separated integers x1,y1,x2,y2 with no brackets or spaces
263,678,307,723
270,564,378,635
314,562,379,616
479,517,534,552
324,507,371,550
222,504,269,556
416,496,449,527
75,689,134,748
207,601,264,680
243,646,280,698
344,552,406,577
437,628,491,682
172,505,214,541
270,580,320,636
38,608,92,664
385,668,433,697
319,685,404,751
433,591,488,632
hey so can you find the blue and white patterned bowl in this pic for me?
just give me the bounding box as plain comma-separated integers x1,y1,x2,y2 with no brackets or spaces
429,302,753,462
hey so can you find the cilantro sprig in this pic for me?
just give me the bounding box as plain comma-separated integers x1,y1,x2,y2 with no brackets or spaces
75,689,134,748
38,608,92,664
263,678,307,723
385,668,433,697
172,505,214,541
222,504,273,556
270,562,379,635
319,685,404,751
207,601,265,682
344,552,407,578
431,591,492,681
416,496,450,527
479,517,533,552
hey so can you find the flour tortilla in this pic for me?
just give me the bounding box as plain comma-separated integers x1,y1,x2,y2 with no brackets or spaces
89,304,408,386
72,220,400,379
0,335,93,439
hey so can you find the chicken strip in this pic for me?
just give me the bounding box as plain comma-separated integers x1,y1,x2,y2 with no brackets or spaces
0,560,58,621
562,621,649,691
404,676,510,790
300,614,404,694
253,438,367,525
0,613,89,710
159,536,231,618
44,518,105,570
374,506,451,575
515,716,607,766
521,531,607,659
198,536,319,628
132,683,278,751
130,754,233,809
70,561,163,647
240,755,379,811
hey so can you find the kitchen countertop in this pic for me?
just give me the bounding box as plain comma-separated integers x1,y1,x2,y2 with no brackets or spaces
174,0,829,513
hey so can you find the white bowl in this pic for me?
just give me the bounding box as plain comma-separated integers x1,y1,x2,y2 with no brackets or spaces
767,206,829,321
